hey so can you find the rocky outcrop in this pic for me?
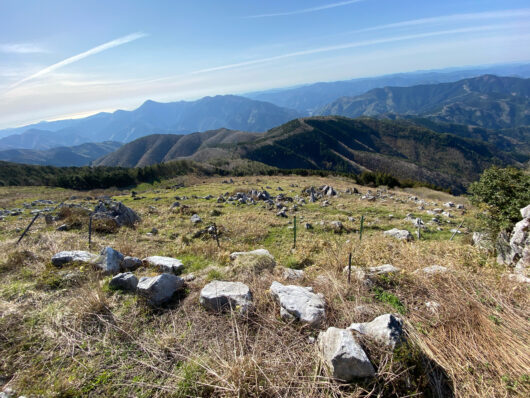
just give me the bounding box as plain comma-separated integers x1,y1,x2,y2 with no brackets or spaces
318,327,375,380
230,249,276,273
497,205,530,279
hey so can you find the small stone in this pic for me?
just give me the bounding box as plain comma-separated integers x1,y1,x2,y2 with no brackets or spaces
416,265,448,275
191,214,202,224
283,267,305,281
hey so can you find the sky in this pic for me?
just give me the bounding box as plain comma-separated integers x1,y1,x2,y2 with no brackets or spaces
1,0,530,128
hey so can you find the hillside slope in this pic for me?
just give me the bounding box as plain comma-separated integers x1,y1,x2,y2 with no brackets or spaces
95,117,521,192
318,75,530,129
0,142,122,166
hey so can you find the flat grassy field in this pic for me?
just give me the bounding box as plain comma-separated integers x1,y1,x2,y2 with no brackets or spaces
0,175,528,397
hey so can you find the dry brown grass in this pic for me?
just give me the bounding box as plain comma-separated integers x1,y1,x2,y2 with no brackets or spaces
0,176,528,397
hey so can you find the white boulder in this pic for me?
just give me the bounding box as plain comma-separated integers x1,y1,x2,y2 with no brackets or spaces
200,280,253,314
269,281,325,326
318,327,375,380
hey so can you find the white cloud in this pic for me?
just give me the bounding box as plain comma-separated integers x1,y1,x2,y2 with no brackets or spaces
5,32,147,92
246,0,366,18
0,43,47,54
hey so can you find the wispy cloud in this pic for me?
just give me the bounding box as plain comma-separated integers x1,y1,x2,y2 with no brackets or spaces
0,43,48,54
351,8,530,34
246,0,366,18
7,32,147,91
187,24,516,76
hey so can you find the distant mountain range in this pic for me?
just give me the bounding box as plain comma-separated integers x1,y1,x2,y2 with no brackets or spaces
94,116,524,193
317,75,530,130
0,95,302,150
246,63,530,113
0,141,122,166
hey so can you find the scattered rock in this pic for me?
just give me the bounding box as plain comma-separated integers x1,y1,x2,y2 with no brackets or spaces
109,272,138,291
143,256,184,274
348,313,403,348
51,250,97,267
415,265,448,275
191,214,202,224
93,200,140,228
269,281,325,326
199,280,253,314
230,249,276,273
282,267,305,281
318,327,375,381
121,256,142,271
137,273,184,305
425,301,441,313
95,247,124,274
383,228,413,241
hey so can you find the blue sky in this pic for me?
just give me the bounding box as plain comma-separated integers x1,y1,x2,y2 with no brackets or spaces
1,0,529,128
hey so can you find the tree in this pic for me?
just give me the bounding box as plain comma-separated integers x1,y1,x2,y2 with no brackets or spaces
468,166,530,234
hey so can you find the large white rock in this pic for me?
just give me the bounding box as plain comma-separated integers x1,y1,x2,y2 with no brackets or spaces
348,314,403,348
509,218,530,273
318,327,375,380
51,250,97,267
383,228,413,241
143,256,184,274
200,280,253,314
95,246,124,274
269,281,325,326
137,273,184,305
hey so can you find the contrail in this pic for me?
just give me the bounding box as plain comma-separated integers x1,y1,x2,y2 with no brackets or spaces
7,32,147,91
246,0,366,18
189,24,515,75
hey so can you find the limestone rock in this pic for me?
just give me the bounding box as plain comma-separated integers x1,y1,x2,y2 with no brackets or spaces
109,272,138,291
383,228,413,241
200,280,253,314
415,265,448,275
348,314,403,348
51,250,97,267
137,273,184,305
269,281,325,326
95,246,124,274
93,200,140,228
191,214,202,224
143,256,184,274
282,267,305,281
318,327,375,381
121,256,142,271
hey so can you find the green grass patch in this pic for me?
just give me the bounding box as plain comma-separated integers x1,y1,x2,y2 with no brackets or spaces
373,287,406,314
